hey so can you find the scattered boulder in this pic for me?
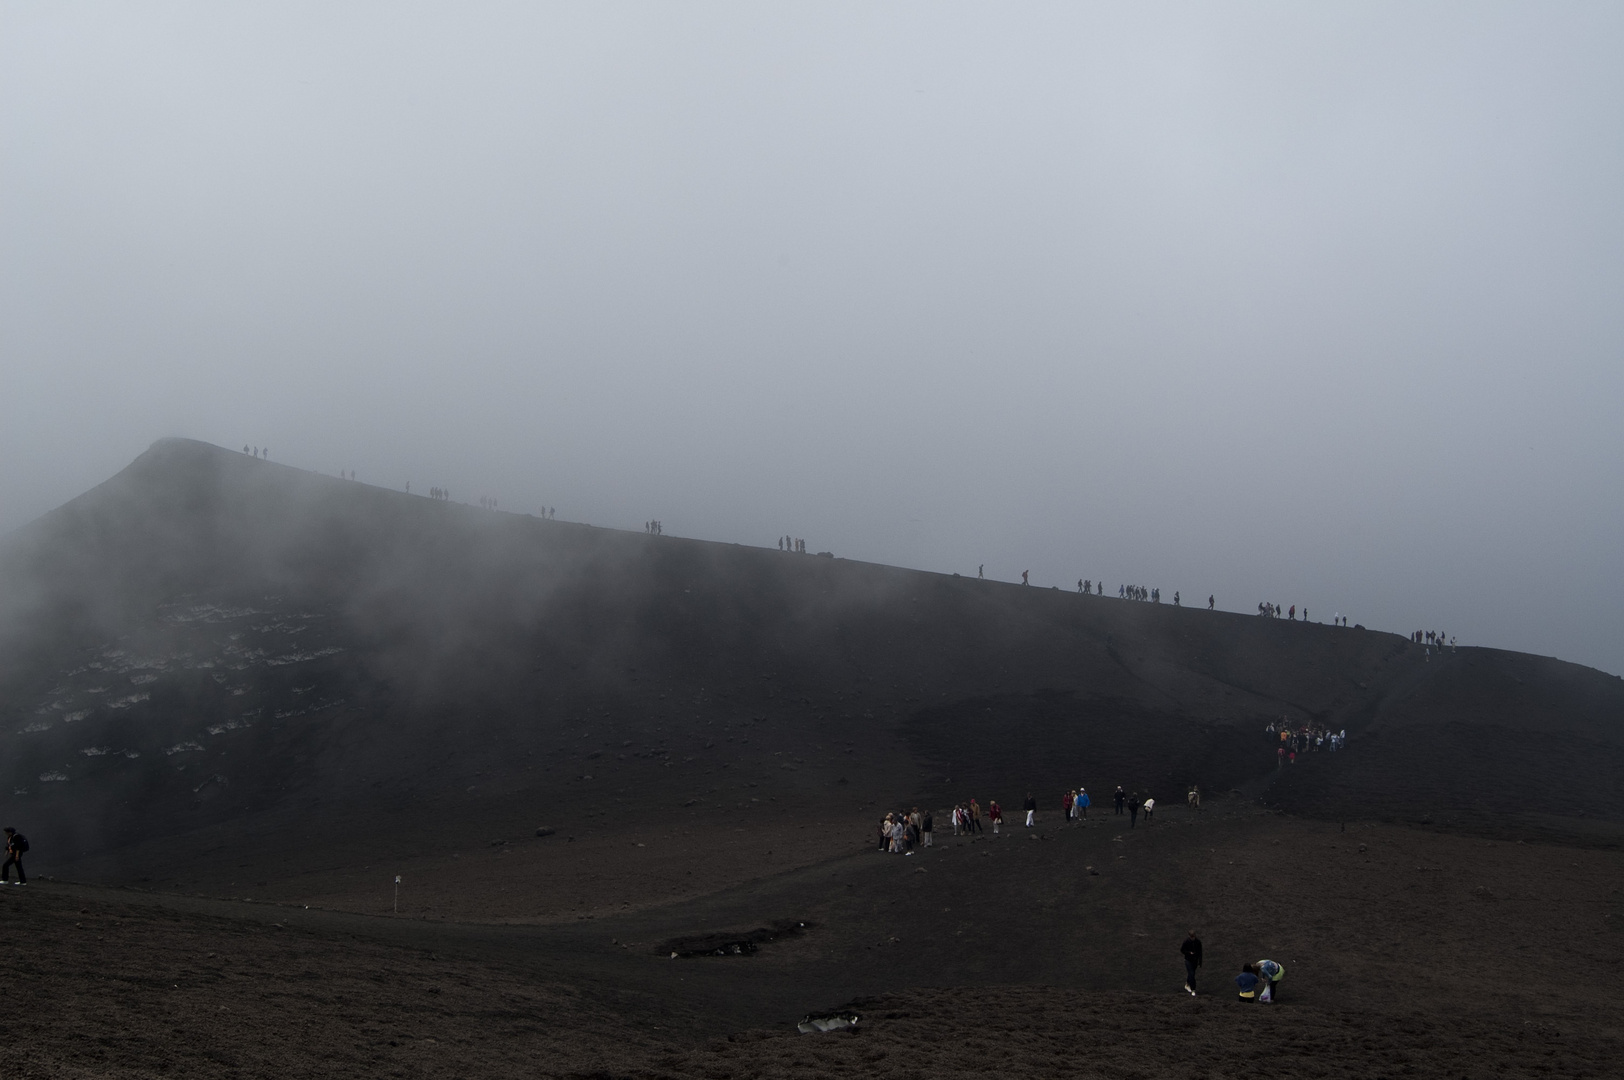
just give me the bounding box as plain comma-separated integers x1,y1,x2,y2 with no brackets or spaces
535,827,556,838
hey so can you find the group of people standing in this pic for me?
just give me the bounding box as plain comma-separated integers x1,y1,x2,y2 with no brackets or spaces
1412,629,1454,650
779,536,806,553
645,520,663,535
1258,602,1309,620
878,801,1000,852
1269,719,1346,766
879,781,1208,853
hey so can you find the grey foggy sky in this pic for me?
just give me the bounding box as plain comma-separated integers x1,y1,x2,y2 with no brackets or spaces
3,3,1622,675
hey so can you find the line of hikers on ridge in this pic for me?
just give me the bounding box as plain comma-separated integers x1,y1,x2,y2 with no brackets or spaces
877,784,1202,852
1412,629,1455,651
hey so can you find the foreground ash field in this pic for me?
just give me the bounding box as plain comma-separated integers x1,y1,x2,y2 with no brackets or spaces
1,439,1621,1078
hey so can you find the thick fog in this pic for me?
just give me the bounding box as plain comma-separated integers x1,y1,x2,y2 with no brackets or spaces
2,3,1621,675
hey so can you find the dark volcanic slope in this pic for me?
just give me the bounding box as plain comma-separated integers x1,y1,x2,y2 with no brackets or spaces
1,439,1621,879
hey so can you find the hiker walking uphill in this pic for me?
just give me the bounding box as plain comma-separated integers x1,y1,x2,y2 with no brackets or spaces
2,827,26,884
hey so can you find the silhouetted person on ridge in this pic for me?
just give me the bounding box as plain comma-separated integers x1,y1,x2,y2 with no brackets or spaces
1209,595,1215,609
978,564,984,578
1021,570,1028,585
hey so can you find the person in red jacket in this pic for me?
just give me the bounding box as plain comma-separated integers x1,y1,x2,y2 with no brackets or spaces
988,800,1002,835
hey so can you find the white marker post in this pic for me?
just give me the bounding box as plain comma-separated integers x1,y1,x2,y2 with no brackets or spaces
394,875,401,914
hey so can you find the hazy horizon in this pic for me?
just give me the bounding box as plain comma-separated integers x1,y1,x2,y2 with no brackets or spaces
4,3,1621,675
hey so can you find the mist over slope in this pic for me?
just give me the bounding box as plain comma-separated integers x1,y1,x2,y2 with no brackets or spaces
0,439,1619,873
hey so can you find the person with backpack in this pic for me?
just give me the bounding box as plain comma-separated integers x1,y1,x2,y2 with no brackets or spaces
2,828,27,884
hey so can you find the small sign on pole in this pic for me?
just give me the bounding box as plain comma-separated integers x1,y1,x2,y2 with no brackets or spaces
394,874,401,914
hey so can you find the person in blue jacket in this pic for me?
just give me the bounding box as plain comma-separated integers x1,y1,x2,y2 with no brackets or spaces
1075,787,1090,819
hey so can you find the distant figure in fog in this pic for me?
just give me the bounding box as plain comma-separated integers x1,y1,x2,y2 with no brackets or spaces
1021,570,1029,586
1209,594,1215,610
1174,591,1180,606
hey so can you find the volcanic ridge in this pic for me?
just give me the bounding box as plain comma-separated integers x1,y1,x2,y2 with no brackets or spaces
0,437,1620,1078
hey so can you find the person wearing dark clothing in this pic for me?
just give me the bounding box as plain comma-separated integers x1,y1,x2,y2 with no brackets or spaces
1128,794,1140,827
2,827,26,884
1114,786,1126,815
1236,964,1261,1001
1181,932,1203,995
1023,794,1037,828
